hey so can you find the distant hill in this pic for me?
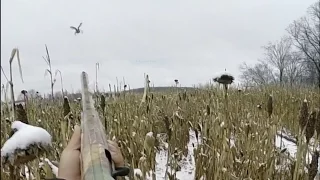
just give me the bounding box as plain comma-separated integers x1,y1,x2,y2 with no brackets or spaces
0,86,198,104
129,86,197,93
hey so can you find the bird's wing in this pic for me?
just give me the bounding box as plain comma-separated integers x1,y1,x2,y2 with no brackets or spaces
78,23,82,29
70,26,77,30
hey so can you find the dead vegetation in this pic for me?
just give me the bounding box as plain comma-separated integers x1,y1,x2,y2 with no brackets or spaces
1,82,319,179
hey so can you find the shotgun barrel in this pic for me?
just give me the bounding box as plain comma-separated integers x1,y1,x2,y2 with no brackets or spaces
80,72,129,180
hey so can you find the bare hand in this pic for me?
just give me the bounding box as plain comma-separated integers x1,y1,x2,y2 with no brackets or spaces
58,125,125,180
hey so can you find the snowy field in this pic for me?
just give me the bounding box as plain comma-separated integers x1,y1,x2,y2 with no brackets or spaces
2,122,320,179
134,129,320,180
131,128,320,179
138,129,200,180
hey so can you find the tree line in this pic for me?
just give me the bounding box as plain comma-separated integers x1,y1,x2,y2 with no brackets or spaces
239,1,320,88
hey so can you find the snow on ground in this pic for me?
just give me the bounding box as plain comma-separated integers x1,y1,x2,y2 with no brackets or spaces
36,129,200,180
276,130,320,162
176,130,200,179
276,131,320,175
1,121,52,157
145,129,319,179
39,158,59,177
275,133,298,158
19,127,320,179
139,129,201,180
276,133,300,159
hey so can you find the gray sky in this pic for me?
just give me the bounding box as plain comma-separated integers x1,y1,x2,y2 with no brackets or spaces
1,0,316,96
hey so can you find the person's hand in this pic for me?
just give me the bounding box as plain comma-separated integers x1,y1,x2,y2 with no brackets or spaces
107,140,125,167
58,125,81,180
58,125,125,180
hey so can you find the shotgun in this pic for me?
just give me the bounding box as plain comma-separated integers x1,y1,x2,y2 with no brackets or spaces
79,71,130,180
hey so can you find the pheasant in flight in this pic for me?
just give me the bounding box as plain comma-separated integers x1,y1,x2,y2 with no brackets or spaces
70,23,83,35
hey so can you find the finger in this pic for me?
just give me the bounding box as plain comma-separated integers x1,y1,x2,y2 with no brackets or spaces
108,140,119,149
107,140,120,150
66,125,81,150
107,140,124,167
58,148,81,180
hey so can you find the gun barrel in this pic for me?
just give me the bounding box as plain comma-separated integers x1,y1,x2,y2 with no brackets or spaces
80,72,114,180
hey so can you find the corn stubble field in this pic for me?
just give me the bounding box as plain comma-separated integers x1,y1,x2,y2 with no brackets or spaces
1,85,320,180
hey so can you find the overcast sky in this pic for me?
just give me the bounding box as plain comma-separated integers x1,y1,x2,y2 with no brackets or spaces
1,0,316,96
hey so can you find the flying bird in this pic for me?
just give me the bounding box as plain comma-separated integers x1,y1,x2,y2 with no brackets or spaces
70,23,83,35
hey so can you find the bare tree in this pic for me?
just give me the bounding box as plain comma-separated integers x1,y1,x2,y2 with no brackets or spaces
284,51,305,86
262,36,292,85
305,60,319,84
239,61,276,86
287,1,320,88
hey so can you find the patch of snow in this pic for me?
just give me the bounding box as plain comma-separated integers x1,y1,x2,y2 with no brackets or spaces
176,130,199,179
124,129,200,180
134,168,143,177
229,135,236,148
275,134,298,158
39,158,59,177
1,121,52,157
275,132,319,162
132,132,136,137
220,121,225,127
145,129,200,180
146,132,153,137
275,131,320,175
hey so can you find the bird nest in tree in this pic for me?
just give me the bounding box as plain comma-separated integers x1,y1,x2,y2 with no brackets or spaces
213,73,234,85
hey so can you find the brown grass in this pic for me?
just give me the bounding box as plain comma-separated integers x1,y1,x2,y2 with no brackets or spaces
1,85,320,180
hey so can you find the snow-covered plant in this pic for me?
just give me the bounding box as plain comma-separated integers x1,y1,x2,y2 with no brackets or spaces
1,121,52,166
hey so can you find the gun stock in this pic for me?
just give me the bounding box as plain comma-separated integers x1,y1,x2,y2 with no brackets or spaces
80,72,129,180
